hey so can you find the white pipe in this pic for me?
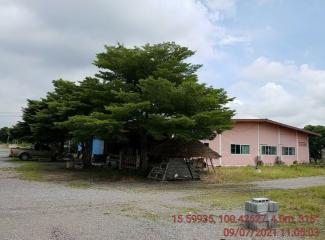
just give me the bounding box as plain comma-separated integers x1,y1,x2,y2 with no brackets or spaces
219,134,222,166
278,127,281,156
296,131,299,161
257,123,260,155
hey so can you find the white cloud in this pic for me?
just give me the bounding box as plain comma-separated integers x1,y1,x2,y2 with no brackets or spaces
0,0,243,127
200,0,236,20
241,57,297,81
218,34,248,46
299,64,325,103
233,57,325,127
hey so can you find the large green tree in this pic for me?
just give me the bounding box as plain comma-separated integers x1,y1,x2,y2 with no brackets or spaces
11,42,235,168
62,42,235,169
304,125,325,163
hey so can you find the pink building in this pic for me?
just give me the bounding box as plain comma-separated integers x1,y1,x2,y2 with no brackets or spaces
202,119,320,166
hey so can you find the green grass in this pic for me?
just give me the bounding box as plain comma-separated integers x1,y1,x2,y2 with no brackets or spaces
8,158,146,185
8,156,325,185
187,186,325,237
141,210,160,221
118,203,137,212
266,187,325,217
186,187,254,210
204,165,325,183
178,207,201,214
189,186,325,212
113,203,161,221
15,162,46,181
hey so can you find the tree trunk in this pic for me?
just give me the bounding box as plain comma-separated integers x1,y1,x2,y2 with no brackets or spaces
140,134,148,170
82,139,92,168
140,112,149,170
59,140,65,153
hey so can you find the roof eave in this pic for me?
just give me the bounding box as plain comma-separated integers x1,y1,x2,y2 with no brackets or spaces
234,118,321,137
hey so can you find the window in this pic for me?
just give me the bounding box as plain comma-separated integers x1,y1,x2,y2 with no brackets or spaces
282,147,295,155
231,144,250,154
261,146,277,155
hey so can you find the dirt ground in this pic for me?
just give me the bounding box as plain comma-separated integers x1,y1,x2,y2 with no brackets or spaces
0,145,323,240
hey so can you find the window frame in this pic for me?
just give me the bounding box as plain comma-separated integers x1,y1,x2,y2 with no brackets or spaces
282,146,296,156
261,145,277,155
231,144,250,155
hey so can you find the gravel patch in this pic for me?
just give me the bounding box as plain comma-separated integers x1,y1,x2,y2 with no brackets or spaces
0,145,231,240
0,145,320,240
0,173,234,240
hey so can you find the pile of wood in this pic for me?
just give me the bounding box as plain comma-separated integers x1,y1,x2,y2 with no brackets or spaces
148,139,220,181
148,158,200,181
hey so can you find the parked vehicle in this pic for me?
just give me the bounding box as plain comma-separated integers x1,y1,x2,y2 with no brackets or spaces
9,143,58,161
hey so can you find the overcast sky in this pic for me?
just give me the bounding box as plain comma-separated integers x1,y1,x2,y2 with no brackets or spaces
0,0,324,128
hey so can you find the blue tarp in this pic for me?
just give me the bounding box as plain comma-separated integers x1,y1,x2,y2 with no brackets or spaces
77,144,82,152
92,138,104,156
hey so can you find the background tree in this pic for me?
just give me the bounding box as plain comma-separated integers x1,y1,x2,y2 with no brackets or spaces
9,122,32,143
304,125,325,163
9,99,45,144
0,127,10,143
10,79,94,149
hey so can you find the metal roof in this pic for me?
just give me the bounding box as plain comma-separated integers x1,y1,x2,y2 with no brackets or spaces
234,119,321,136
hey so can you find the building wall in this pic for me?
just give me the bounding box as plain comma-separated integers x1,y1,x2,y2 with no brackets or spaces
203,122,310,166
298,133,309,164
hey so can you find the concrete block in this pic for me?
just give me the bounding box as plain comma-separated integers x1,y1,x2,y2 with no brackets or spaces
268,201,279,212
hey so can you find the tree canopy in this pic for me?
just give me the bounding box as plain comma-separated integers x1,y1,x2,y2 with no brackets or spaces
10,42,235,168
62,43,234,138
